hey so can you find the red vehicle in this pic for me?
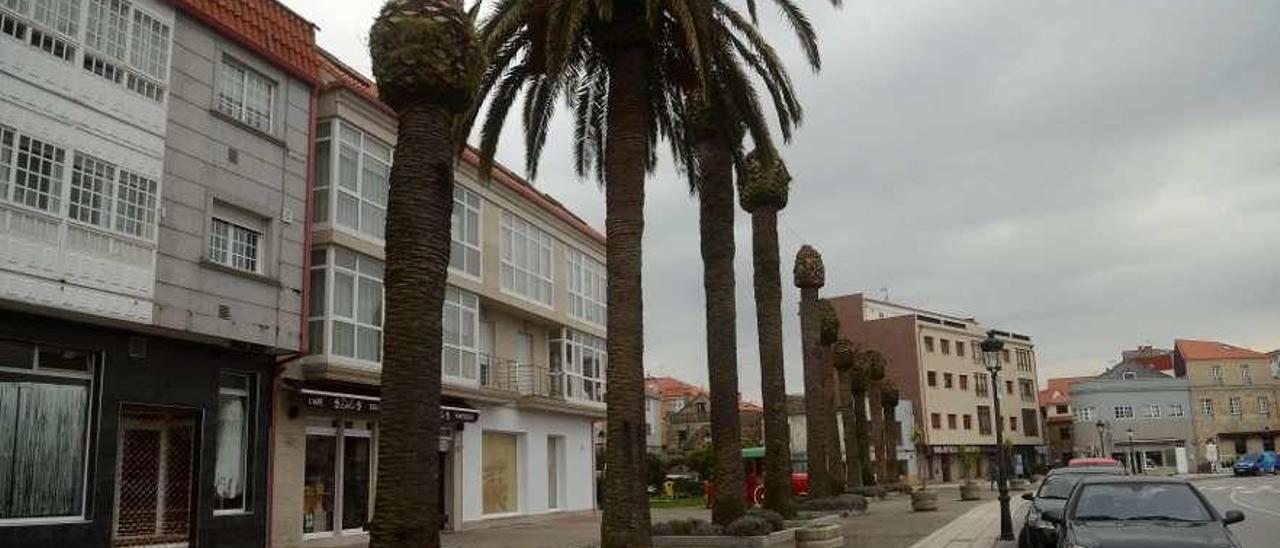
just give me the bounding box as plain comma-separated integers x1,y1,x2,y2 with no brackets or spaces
705,447,809,507
1067,457,1123,468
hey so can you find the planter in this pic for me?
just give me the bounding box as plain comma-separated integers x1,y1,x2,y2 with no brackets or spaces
959,483,982,501
784,512,842,530
796,523,844,548
911,490,939,512
1009,478,1030,491
653,528,796,548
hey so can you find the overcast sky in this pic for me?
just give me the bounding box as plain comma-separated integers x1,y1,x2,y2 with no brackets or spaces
283,0,1280,402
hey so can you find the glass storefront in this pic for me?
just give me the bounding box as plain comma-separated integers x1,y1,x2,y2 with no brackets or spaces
303,418,373,538
482,432,518,514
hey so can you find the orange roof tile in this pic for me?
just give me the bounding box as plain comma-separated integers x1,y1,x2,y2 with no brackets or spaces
646,376,707,399
1175,339,1268,361
170,0,318,85
1038,376,1093,407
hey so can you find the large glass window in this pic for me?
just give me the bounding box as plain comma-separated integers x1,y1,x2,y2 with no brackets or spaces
214,372,251,513
218,56,276,133
317,248,384,363
209,217,262,273
0,340,94,520
500,212,553,306
451,186,481,277
303,420,373,538
482,432,518,514
313,121,391,240
567,248,605,326
549,328,606,403
7,130,65,213
442,287,479,380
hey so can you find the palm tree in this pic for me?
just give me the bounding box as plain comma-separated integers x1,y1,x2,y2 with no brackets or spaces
367,2,483,547
818,299,844,490
473,1,834,543
880,380,900,487
794,245,831,497
740,148,796,516
862,349,887,484
830,338,858,490
846,347,871,488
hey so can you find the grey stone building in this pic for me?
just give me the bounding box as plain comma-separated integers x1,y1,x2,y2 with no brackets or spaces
1071,361,1197,474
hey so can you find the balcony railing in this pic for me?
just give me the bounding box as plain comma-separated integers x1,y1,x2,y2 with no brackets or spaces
478,353,605,405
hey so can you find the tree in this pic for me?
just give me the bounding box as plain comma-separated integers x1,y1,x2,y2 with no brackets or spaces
880,380,901,486
474,1,833,544
793,245,831,497
830,338,859,490
864,349,887,484
366,2,483,547
818,299,844,490
853,348,885,486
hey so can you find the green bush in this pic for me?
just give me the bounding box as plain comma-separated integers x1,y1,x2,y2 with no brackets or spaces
691,521,725,536
746,508,786,532
798,494,868,513
654,518,723,536
726,515,773,537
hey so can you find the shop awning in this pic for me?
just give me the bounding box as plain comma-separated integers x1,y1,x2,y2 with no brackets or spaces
287,379,479,423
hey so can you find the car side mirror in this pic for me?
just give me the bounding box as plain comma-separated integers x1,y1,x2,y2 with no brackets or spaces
1021,492,1035,501
1223,510,1245,525
1042,507,1064,525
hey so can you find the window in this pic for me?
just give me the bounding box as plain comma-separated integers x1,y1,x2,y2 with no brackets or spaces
1229,397,1241,416
312,248,384,363
956,341,965,357
1005,380,1013,395
1009,416,1018,432
549,329,606,403
1169,404,1185,418
482,432,519,514
1210,365,1223,383
923,336,934,353
975,373,989,397
1018,379,1035,402
442,287,479,380
0,340,95,520
500,212,553,306
451,186,481,277
1001,349,1010,364
567,248,606,326
4,130,65,213
1145,404,1160,419
214,372,251,513
959,375,968,391
218,57,276,132
209,217,262,273
940,339,950,355
303,418,372,536
943,373,953,389
1060,427,1071,441
1078,407,1095,422
314,121,391,240
1055,405,1068,415
927,371,937,387
963,414,972,430
85,0,129,61
1122,371,1137,380
1113,405,1134,420
113,170,158,239
977,406,992,435
68,152,114,227
1016,349,1033,372
1200,398,1214,417
33,0,79,37
947,414,957,429
1241,365,1252,385
930,413,941,429
1022,409,1039,437
1260,397,1271,416
128,9,167,81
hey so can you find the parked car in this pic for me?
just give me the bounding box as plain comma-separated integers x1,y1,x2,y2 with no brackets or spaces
1017,467,1122,548
1042,477,1245,548
1231,451,1279,476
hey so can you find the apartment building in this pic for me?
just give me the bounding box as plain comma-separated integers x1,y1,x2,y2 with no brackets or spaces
646,387,662,453
265,50,607,544
1039,376,1091,465
1070,362,1195,474
0,0,313,545
1175,339,1278,465
645,375,707,454
829,294,1045,483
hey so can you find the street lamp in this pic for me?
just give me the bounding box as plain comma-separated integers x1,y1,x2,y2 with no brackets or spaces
1126,428,1136,474
1095,420,1107,457
981,330,1013,541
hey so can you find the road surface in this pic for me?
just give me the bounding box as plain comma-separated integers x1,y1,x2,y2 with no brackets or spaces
1196,473,1280,548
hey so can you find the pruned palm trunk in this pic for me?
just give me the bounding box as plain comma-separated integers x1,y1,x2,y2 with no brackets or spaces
600,41,653,548
368,2,480,546
794,246,829,498
882,404,898,485
840,371,862,489
825,363,845,491
853,389,872,486
868,386,883,484
748,208,793,516
696,132,745,525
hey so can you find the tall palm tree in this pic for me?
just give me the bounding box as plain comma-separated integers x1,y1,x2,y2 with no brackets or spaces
740,148,796,516
880,380,901,486
847,347,871,488
830,338,858,490
794,245,830,497
473,1,832,543
367,2,483,547
862,349,887,484
818,299,844,490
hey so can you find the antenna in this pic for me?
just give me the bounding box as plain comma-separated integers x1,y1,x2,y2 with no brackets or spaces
880,286,890,301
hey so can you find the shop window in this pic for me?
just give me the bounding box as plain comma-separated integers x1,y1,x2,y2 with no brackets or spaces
0,340,95,520
214,372,251,513
482,431,519,514
303,420,373,537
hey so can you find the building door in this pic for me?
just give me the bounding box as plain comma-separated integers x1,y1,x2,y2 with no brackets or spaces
547,436,561,509
303,421,373,539
941,454,952,482
112,408,195,548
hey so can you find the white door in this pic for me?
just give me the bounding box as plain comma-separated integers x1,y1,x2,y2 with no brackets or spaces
547,436,560,509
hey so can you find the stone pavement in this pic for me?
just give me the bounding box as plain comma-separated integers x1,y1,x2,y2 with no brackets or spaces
903,497,1029,548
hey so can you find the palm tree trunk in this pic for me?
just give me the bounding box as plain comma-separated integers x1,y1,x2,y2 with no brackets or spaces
840,371,861,489
799,286,830,498
600,41,653,548
868,386,883,484
825,363,844,492
697,134,745,525
749,210,794,517
372,103,453,548
882,404,898,486
853,390,872,486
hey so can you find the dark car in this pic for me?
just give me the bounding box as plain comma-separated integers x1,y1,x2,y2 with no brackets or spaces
1232,451,1279,475
1017,467,1122,548
1042,477,1245,548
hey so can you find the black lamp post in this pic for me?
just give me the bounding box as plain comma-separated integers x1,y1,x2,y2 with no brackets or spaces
1095,420,1106,457
981,330,1013,541
1126,428,1136,474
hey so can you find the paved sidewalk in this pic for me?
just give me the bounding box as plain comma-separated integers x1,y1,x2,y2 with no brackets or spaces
904,497,1028,548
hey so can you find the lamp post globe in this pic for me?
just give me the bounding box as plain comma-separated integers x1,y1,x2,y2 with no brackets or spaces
980,330,1013,541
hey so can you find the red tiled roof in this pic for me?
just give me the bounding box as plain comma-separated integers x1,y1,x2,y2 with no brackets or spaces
646,376,707,399
316,48,394,116
1131,354,1174,372
1038,376,1093,407
170,0,319,85
1175,339,1268,361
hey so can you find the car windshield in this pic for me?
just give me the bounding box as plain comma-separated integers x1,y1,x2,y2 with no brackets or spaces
1072,483,1213,522
1238,454,1259,463
1037,475,1082,499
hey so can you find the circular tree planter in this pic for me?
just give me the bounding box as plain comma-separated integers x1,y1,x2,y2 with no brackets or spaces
797,523,844,548
911,490,939,512
959,483,982,501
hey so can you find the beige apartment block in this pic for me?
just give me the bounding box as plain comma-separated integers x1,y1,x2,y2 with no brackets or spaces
831,294,1046,484
1175,339,1279,466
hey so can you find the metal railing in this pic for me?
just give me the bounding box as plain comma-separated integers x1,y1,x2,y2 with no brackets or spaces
478,353,605,404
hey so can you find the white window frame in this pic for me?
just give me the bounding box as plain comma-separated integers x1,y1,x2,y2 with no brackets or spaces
1078,407,1095,422
1169,404,1185,418
442,286,479,381
1210,365,1223,382
567,248,605,326
1241,365,1252,385
549,328,606,404
450,185,482,279
1201,398,1214,417
1229,397,1241,416
1145,404,1160,419
217,55,277,133
310,247,384,363
321,120,390,241
500,212,554,307
208,216,262,273
1113,405,1134,420
1260,397,1271,416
